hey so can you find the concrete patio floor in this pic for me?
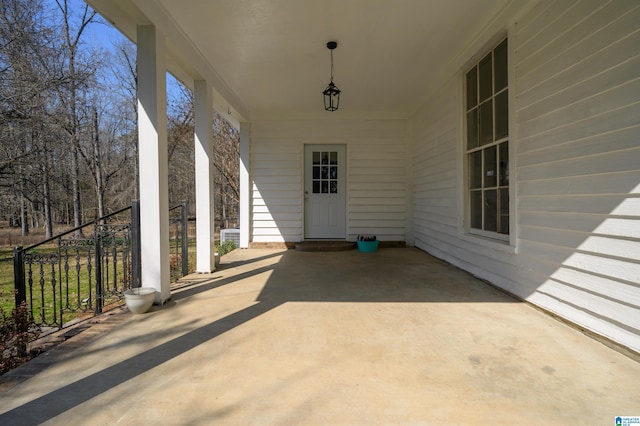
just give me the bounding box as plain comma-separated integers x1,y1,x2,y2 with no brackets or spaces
1,247,639,425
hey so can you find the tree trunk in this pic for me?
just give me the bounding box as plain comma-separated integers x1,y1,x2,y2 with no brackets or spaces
19,136,29,236
43,180,53,238
42,150,53,238
58,0,95,233
20,191,29,237
70,44,83,236
72,147,83,234
93,107,105,221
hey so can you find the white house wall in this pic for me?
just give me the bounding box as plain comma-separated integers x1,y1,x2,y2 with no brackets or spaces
250,120,409,243
412,1,640,352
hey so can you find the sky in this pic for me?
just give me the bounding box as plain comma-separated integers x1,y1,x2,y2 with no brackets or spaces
55,0,184,99
54,0,127,54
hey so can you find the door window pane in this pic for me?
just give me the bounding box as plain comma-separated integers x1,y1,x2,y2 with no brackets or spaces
312,151,339,195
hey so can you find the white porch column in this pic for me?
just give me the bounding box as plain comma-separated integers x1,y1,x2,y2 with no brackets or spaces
137,25,170,303
194,80,215,272
239,122,250,248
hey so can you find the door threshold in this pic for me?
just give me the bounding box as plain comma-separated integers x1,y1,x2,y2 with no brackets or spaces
295,240,356,252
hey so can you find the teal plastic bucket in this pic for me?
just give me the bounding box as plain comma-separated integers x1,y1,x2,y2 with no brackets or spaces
357,240,379,252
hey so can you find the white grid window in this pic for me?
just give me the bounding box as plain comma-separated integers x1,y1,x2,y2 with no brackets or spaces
465,38,509,236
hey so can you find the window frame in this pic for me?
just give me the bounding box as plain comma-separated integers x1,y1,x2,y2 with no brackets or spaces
462,35,514,244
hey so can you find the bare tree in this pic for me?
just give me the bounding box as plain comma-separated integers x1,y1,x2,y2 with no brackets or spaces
54,0,96,232
163,81,240,226
0,0,61,235
108,39,138,200
0,0,238,239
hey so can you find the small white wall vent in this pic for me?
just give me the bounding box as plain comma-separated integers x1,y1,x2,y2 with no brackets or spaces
220,229,240,247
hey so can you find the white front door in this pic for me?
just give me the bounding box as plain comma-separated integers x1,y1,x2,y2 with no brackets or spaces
304,145,346,239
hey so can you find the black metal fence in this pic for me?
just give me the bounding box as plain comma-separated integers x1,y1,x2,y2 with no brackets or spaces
12,200,190,330
169,201,189,281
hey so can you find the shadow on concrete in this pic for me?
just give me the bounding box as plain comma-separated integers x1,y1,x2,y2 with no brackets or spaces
0,248,516,424
255,248,518,304
0,301,282,424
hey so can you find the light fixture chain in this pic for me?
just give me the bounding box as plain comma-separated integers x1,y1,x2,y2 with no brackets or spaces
330,49,335,81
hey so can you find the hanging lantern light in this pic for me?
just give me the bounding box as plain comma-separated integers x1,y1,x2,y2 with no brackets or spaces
323,41,340,111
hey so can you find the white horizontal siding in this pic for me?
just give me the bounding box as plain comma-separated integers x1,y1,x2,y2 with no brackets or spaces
250,131,303,243
412,0,640,352
348,131,408,240
514,0,640,347
515,0,640,350
412,77,459,253
250,119,409,243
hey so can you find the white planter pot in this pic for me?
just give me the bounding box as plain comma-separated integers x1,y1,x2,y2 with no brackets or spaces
124,287,156,314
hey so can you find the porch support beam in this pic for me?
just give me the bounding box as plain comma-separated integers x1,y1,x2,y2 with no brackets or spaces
194,79,215,272
239,122,250,248
137,24,170,304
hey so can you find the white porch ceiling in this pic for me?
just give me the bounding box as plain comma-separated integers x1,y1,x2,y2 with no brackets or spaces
89,0,519,121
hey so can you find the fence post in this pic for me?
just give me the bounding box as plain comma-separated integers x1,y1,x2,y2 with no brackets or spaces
57,236,63,328
13,246,25,308
95,223,103,314
12,245,28,358
181,200,188,276
131,200,141,288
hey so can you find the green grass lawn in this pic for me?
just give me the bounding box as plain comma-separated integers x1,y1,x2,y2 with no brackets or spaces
0,258,15,314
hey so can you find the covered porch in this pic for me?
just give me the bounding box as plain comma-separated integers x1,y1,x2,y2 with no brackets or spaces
81,0,640,354
1,248,639,424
